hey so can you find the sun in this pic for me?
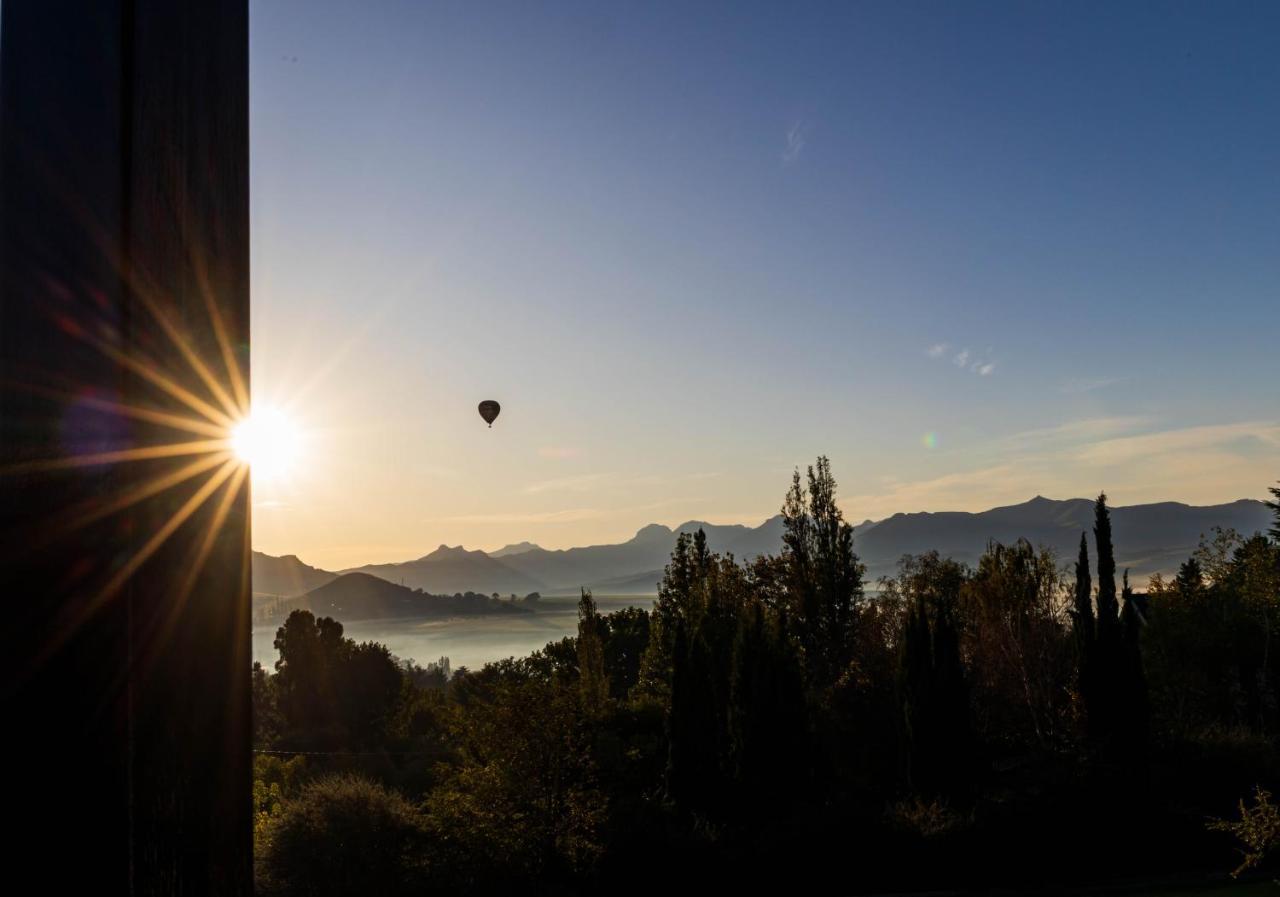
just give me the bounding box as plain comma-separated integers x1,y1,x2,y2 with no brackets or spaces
232,405,302,483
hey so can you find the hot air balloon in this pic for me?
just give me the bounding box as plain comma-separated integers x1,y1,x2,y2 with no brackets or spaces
478,400,501,428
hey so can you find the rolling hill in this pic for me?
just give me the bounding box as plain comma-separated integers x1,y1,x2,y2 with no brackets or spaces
256,572,533,623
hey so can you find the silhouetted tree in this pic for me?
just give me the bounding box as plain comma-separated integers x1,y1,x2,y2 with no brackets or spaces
1094,493,1119,645
1087,495,1149,762
898,574,972,800
578,589,609,716
728,600,807,815
1117,570,1150,763
271,610,403,750
1267,482,1280,543
1071,532,1097,733
963,540,1073,748
781,456,865,691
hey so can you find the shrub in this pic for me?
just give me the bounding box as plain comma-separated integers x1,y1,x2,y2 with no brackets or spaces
256,774,431,897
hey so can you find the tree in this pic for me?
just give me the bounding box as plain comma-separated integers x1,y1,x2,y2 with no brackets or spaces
1117,570,1150,761
1094,493,1118,645
781,456,866,691
962,541,1072,749
1071,532,1097,733
577,589,609,716
727,600,807,816
1086,495,1148,761
897,567,972,801
1267,481,1280,543
271,609,404,750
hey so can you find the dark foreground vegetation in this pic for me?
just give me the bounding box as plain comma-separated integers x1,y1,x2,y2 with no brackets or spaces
252,460,1280,895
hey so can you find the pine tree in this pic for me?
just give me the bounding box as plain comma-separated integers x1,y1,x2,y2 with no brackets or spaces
1175,557,1204,595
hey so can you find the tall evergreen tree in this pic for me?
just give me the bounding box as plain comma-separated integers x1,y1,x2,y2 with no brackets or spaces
1072,532,1099,735
1072,532,1095,652
1094,493,1118,642
1267,481,1280,543
577,589,608,716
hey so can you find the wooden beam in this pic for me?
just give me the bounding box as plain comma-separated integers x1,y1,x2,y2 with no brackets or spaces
1,2,251,893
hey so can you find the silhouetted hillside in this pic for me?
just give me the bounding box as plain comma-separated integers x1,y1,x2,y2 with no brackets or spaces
856,496,1270,581
256,572,533,623
344,545,545,596
252,551,337,597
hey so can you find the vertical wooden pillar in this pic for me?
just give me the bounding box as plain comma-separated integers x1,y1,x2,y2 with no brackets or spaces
1,2,251,893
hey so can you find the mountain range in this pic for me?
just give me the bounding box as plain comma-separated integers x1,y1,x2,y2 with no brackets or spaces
252,496,1273,599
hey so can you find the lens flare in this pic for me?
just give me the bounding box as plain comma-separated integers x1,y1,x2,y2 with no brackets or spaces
232,405,301,483
921,432,938,449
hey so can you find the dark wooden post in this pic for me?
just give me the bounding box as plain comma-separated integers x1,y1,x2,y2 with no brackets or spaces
1,2,251,893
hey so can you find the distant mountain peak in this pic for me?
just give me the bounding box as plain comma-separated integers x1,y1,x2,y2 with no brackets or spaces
421,544,484,561
490,541,541,558
634,523,673,540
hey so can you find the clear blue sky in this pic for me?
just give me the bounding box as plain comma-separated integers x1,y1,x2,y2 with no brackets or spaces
249,0,1280,569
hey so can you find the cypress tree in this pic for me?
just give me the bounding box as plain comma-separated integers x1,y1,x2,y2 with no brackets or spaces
1072,532,1098,735
1267,482,1280,543
1094,493,1118,641
577,589,608,716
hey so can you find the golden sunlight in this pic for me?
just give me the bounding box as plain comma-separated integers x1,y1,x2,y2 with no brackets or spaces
232,405,301,483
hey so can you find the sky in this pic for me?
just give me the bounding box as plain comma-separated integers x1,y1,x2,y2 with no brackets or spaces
249,0,1280,571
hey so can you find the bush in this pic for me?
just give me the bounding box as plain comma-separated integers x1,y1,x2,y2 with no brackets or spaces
1208,786,1280,877
256,775,431,897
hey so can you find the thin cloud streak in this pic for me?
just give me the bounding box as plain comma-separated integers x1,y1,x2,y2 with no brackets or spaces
782,120,808,165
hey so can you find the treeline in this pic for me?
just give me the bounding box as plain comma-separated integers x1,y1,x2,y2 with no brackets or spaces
251,461,1280,895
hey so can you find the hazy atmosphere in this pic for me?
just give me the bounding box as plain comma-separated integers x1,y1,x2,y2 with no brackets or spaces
250,1,1279,570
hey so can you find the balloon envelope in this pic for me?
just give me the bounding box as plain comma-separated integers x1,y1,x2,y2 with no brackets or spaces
478,400,500,427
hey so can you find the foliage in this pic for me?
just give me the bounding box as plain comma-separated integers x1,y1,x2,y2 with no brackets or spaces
256,775,431,897
962,540,1074,749
1208,786,1280,877
780,456,866,691
247,462,1280,892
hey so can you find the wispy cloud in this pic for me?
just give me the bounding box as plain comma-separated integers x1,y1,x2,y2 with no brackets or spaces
847,418,1280,522
782,120,808,165
925,344,996,377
